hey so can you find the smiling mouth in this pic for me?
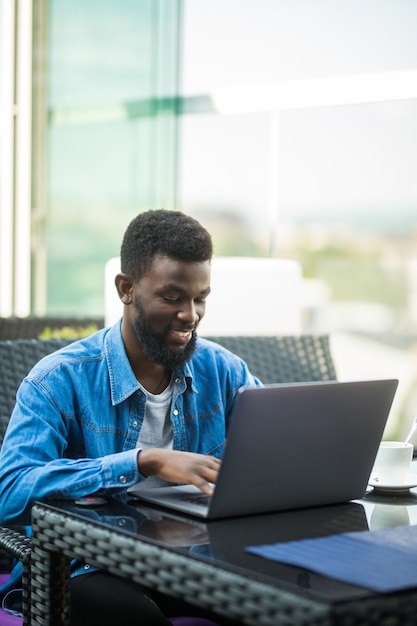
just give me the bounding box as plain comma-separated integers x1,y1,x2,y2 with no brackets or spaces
169,328,194,345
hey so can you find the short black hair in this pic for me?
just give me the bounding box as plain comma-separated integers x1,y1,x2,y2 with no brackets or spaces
120,209,213,280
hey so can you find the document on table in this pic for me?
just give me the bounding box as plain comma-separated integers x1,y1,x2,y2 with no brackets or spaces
246,524,417,592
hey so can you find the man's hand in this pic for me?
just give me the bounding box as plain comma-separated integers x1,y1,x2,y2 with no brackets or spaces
137,449,221,495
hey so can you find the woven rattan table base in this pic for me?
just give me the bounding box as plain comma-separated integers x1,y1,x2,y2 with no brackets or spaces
30,504,417,626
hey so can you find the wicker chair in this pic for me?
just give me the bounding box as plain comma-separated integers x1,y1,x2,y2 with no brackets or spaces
0,338,75,626
0,339,75,446
204,335,337,383
0,334,336,625
0,316,104,340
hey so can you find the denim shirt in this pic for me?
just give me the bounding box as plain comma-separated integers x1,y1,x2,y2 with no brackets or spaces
0,320,261,609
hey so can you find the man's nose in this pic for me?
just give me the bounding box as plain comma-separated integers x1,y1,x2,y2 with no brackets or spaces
177,301,199,323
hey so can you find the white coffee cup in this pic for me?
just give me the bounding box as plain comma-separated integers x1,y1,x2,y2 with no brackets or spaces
373,441,413,485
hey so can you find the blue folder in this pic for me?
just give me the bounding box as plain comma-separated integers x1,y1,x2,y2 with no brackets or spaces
247,524,417,592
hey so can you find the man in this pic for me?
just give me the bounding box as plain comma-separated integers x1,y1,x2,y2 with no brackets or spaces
0,210,261,625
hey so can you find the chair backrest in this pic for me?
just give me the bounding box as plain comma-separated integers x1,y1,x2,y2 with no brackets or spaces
0,339,74,446
203,335,337,384
0,317,104,340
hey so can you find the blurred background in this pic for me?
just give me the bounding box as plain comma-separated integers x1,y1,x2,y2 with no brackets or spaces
1,0,417,437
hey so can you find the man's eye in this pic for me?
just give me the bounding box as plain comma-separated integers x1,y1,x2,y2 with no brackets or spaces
163,295,179,302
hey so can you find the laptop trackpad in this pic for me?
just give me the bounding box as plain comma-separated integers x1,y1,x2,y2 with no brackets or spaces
128,484,212,517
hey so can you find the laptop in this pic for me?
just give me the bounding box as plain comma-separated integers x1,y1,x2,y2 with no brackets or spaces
128,379,398,519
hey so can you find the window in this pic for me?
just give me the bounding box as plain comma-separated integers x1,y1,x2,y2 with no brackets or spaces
35,0,182,314
179,0,417,438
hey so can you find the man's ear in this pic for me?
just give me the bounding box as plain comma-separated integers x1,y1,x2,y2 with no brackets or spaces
115,273,134,305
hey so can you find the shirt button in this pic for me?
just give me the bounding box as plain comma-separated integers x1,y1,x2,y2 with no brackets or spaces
174,378,181,384
132,420,138,427
173,409,179,416
83,564,90,570
119,475,127,484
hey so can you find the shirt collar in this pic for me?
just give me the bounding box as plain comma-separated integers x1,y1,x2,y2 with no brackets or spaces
105,320,140,405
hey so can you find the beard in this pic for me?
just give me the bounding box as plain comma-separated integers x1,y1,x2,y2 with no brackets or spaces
133,298,198,369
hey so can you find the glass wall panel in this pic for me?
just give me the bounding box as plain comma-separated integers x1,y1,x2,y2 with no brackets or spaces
179,0,417,438
39,0,181,314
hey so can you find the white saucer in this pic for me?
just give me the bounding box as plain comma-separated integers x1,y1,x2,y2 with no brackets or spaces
368,473,417,494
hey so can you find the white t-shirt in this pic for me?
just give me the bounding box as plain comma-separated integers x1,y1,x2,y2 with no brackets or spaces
136,376,174,488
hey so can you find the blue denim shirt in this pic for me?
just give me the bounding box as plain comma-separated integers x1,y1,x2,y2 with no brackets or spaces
0,320,261,610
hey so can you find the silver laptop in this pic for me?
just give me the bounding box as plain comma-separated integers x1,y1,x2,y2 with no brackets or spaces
128,379,398,519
